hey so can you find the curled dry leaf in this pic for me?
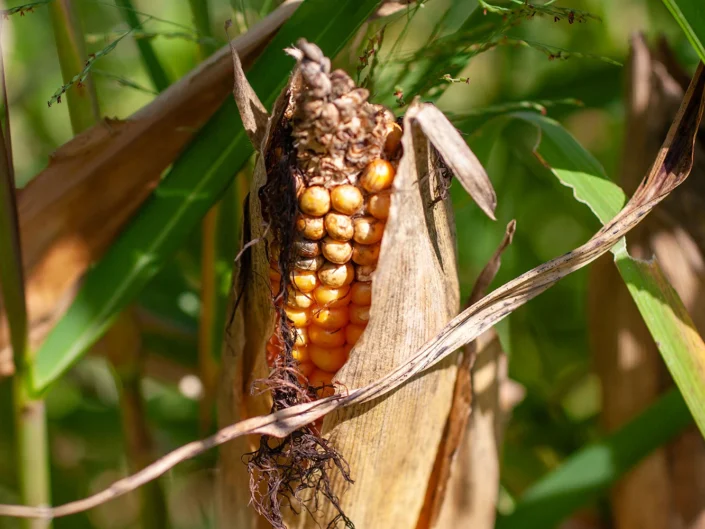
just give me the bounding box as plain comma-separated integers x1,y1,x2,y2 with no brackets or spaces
0,1,303,375
1,48,702,529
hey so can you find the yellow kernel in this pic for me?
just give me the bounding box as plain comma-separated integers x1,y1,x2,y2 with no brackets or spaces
293,239,321,258
349,304,370,325
290,269,319,293
360,159,395,193
294,327,308,346
309,325,346,348
309,369,335,397
312,285,351,308
353,216,385,245
355,264,376,282
345,323,366,345
309,344,349,372
294,255,324,271
286,286,313,309
284,307,311,328
292,345,310,363
352,242,381,266
368,192,391,220
324,212,354,241
321,237,353,264
296,214,326,240
311,307,349,331
299,186,331,216
318,261,354,288
384,122,403,157
298,361,315,378
330,185,363,215
350,282,372,305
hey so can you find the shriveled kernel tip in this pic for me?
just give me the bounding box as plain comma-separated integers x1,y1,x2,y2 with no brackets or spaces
309,324,346,347
294,255,324,271
352,241,381,266
368,192,391,220
311,306,349,331
330,185,363,215
293,238,321,258
299,185,331,216
353,216,385,244
350,282,372,305
321,236,353,264
360,159,395,193
296,214,326,240
318,261,355,288
309,344,349,372
355,264,376,282
349,304,370,325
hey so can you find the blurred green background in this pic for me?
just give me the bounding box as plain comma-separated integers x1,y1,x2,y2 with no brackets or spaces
0,0,700,527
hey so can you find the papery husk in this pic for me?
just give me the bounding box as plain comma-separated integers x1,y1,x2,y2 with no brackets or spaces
589,34,705,529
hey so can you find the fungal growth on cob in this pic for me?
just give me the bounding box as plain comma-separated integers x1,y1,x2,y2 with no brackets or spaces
237,40,403,527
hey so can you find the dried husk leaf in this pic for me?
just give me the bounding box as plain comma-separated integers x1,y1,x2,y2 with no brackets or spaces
2,40,703,529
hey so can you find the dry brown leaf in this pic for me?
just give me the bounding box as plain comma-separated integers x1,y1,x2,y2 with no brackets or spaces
0,1,302,375
1,43,703,529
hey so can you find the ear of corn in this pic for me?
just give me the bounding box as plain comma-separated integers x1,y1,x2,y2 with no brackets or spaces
221,40,463,529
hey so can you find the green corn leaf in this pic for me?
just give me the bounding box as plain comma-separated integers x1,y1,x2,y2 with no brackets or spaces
31,0,384,394
662,0,705,63
496,388,692,529
502,112,705,438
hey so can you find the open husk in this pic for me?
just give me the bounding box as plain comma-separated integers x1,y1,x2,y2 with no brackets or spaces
219,40,495,529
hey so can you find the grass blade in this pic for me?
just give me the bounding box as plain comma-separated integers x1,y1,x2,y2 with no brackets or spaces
662,0,705,63
501,110,705,436
31,0,384,394
114,0,171,91
496,388,692,529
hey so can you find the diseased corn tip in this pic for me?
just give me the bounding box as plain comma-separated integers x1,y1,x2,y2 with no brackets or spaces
296,213,326,240
330,185,363,215
299,185,331,216
311,306,349,330
352,216,385,244
309,325,346,348
384,122,403,157
309,344,349,372
359,159,395,192
350,282,372,305
345,323,366,345
313,285,352,308
317,261,354,288
352,241,381,266
293,238,321,258
290,269,319,293
349,304,370,326
367,192,391,220
309,369,335,398
324,212,354,241
294,255,324,271
355,264,376,282
321,236,353,264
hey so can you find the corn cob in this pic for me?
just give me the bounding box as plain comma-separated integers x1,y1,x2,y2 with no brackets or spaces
264,42,403,400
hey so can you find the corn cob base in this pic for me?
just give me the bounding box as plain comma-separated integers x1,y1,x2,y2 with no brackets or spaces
243,41,402,528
